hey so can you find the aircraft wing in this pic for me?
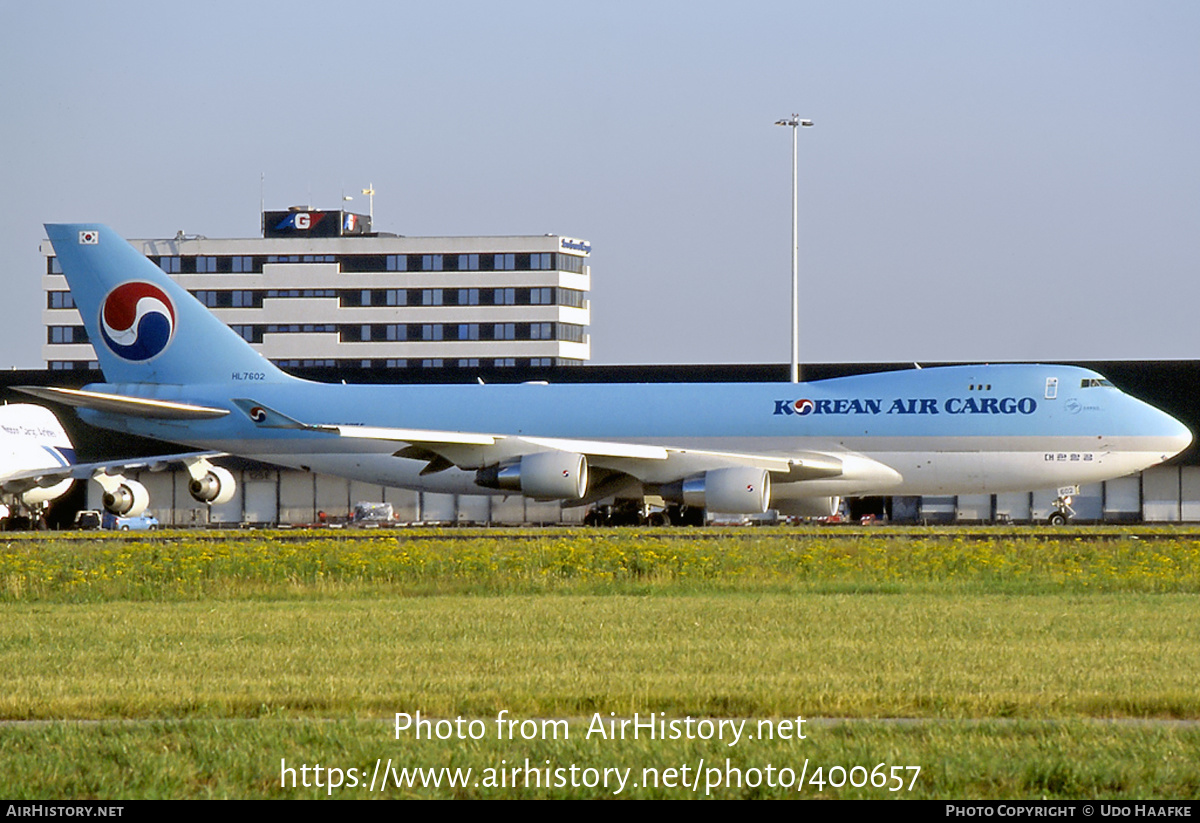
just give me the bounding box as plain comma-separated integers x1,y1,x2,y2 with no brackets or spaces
229,399,891,488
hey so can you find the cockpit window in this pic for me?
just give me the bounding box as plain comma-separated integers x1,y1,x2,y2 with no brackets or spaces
1080,379,1114,388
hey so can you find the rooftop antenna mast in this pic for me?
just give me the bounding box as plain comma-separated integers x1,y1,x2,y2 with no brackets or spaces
362,184,375,224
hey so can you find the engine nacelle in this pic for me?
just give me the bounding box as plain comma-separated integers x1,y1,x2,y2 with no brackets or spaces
681,467,770,514
19,479,74,506
189,466,237,506
773,496,841,518
103,480,149,517
476,452,588,500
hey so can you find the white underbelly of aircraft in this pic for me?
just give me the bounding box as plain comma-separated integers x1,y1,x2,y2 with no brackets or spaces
864,447,1155,495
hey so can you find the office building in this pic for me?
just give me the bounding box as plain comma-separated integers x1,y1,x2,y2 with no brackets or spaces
42,207,591,371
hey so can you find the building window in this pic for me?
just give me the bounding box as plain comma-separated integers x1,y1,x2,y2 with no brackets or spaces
422,324,443,341
195,256,217,273
530,358,553,367
494,358,516,367
48,257,62,275
422,289,443,306
494,253,515,270
530,253,552,270
386,255,408,272
48,326,89,344
386,289,407,306
386,324,407,341
556,253,585,273
493,323,515,340
494,288,515,305
230,325,262,343
458,359,480,368
457,288,479,305
194,290,220,308
558,323,585,343
529,287,553,305
50,360,95,370
47,291,75,309
530,322,553,340
421,359,444,368
159,257,181,273
457,324,479,340
422,254,443,271
340,255,387,272
458,254,480,271
264,324,332,334
231,256,255,273
386,359,407,368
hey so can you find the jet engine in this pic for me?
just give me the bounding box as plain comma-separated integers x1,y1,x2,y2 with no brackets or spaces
102,479,150,517
773,496,840,518
18,479,74,506
188,466,237,506
680,467,771,514
476,452,588,500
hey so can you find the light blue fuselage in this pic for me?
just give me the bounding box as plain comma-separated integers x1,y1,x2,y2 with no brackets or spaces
79,363,1190,497
44,223,1191,504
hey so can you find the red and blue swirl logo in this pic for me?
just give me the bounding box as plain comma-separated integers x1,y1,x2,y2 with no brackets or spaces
99,282,176,361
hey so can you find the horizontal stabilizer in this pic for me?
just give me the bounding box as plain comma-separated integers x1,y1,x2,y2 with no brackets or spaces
16,386,229,420
232,399,496,445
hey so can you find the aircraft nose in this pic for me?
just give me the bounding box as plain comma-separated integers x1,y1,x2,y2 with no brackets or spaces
1157,408,1193,460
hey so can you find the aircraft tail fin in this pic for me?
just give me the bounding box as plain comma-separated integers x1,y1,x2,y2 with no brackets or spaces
44,224,294,386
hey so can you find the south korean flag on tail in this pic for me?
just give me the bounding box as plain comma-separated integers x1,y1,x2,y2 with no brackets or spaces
78,230,99,244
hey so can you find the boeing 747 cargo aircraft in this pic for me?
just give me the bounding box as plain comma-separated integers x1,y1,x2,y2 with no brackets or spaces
24,223,1192,524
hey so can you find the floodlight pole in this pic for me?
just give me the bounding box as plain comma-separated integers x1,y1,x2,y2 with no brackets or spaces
775,115,812,383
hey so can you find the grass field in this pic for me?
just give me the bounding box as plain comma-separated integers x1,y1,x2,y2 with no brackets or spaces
1,526,1198,799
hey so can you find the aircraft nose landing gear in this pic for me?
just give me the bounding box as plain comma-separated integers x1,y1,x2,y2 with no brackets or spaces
1047,486,1078,526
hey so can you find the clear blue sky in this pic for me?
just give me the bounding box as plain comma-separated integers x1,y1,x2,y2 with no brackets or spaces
2,1,1197,368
